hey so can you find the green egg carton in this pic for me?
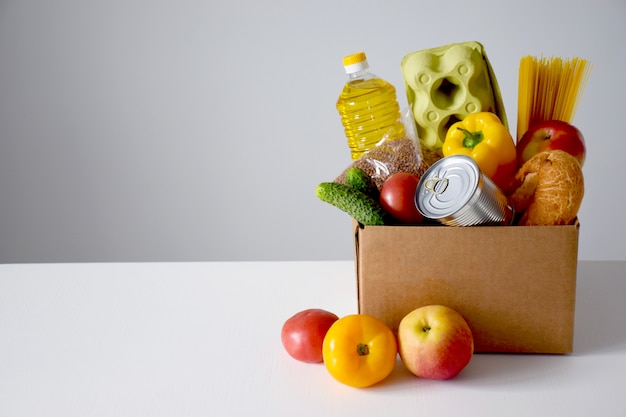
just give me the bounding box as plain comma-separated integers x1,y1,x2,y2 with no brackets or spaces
401,41,508,151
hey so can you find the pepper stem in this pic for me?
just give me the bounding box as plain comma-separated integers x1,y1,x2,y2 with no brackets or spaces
458,127,483,149
356,343,370,356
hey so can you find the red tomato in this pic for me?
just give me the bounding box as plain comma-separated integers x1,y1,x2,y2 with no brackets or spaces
379,173,424,224
281,309,339,363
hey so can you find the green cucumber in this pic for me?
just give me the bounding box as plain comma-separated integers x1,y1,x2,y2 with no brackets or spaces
316,182,386,226
344,167,379,199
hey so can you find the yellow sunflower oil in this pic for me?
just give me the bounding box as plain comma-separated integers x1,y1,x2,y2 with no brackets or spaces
337,52,405,160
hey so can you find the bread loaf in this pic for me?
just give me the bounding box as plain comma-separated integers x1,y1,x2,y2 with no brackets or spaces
506,150,584,226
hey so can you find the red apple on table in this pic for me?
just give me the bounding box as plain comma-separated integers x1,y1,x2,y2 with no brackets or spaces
397,305,474,380
517,120,586,168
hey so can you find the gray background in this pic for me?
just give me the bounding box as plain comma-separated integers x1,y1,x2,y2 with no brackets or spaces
1,0,624,263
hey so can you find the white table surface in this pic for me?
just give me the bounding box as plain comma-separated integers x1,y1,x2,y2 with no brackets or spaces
0,260,624,416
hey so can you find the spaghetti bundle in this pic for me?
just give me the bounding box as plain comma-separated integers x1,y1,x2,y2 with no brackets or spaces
517,55,592,139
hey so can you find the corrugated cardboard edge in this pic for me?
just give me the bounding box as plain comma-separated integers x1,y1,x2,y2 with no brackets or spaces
354,219,579,354
353,220,362,313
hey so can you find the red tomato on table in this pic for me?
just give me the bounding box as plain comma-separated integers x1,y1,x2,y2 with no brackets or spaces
281,309,339,363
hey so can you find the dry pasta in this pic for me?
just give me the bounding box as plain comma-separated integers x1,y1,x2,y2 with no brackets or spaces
517,55,592,140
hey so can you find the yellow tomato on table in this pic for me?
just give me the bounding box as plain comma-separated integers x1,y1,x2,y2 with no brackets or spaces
322,314,397,388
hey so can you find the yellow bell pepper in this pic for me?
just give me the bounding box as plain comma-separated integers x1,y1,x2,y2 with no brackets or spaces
442,112,517,190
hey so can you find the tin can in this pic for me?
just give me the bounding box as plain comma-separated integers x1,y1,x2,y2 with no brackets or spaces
415,155,514,226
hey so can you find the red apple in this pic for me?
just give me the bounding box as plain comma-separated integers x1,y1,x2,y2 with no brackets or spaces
397,305,474,380
517,120,586,168
281,308,339,363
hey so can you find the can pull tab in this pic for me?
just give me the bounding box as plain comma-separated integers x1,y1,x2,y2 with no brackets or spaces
423,177,449,195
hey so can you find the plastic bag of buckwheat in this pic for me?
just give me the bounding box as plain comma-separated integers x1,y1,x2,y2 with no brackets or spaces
335,108,441,190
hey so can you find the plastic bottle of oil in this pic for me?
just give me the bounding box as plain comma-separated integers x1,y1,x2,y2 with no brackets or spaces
337,52,405,160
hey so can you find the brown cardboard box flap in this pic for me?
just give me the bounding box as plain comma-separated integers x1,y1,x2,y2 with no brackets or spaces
355,220,579,353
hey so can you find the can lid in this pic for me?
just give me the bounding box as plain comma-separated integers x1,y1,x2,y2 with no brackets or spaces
415,155,480,219
343,52,369,74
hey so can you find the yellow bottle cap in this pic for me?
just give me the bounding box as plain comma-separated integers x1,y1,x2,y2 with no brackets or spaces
343,52,367,67
343,52,368,74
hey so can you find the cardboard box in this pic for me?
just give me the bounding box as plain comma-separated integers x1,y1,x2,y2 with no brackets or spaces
354,220,579,354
